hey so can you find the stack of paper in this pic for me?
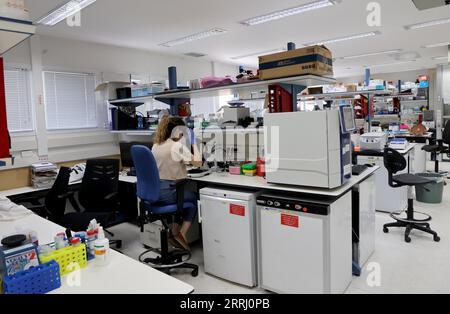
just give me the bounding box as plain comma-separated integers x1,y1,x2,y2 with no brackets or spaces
31,162,58,189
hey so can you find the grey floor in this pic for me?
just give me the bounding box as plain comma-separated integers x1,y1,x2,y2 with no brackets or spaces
109,161,450,294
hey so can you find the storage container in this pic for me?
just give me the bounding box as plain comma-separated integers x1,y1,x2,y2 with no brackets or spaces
3,260,61,294
39,244,87,276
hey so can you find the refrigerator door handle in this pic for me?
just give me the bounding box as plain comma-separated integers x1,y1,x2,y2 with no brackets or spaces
198,200,202,223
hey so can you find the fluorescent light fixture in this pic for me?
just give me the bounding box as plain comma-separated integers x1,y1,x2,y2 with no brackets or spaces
432,56,449,61
159,28,227,47
405,17,450,30
231,48,287,60
304,31,380,46
36,0,96,26
366,60,415,68
240,0,338,26
341,49,402,60
423,42,450,48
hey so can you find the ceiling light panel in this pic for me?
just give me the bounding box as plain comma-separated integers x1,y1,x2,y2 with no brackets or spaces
366,60,415,68
231,48,287,60
341,49,402,60
36,0,96,26
159,28,227,47
432,56,449,60
240,0,338,26
405,17,450,30
304,31,380,46
423,42,450,48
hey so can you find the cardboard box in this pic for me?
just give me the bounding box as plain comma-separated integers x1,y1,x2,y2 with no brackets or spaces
259,45,333,80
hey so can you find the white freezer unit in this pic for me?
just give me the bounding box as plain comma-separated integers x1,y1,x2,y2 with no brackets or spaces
264,110,352,189
256,192,352,294
199,188,260,287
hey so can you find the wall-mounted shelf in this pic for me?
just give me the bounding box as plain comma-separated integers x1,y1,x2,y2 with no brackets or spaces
109,96,150,105
298,90,394,100
110,130,156,136
155,75,335,101
108,75,335,104
0,17,35,55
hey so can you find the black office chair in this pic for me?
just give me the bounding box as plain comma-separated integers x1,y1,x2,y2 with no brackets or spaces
17,167,72,221
61,159,123,248
131,145,198,277
383,148,440,243
422,121,450,174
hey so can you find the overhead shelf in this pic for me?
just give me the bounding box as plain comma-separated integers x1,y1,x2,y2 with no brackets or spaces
156,75,335,100
108,75,336,104
110,130,156,136
0,16,35,55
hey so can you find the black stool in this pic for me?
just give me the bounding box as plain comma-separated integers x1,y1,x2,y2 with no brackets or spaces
422,121,450,176
382,148,440,243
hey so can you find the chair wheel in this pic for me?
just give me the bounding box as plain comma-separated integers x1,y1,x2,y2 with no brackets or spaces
434,236,441,242
405,236,411,243
383,227,389,233
191,268,199,277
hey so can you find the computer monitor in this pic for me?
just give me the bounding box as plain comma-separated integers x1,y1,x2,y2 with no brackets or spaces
120,142,153,169
340,106,356,133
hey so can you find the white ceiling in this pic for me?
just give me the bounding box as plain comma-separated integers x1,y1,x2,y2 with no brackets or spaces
25,0,450,78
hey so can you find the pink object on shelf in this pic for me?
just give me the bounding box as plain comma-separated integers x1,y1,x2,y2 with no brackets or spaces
200,76,235,88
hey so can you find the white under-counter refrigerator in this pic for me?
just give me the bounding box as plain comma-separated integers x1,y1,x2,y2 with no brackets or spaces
256,192,353,294
199,188,260,287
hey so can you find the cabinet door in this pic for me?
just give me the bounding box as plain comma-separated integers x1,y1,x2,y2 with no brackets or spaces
200,195,256,286
259,208,325,294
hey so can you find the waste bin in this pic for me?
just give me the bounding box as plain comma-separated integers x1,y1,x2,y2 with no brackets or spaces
415,173,445,204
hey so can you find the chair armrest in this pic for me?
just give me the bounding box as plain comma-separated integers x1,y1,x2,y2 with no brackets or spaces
25,204,46,211
68,193,82,213
57,191,75,200
104,192,118,201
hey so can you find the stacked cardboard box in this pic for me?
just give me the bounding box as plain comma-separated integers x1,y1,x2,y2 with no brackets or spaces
259,45,333,80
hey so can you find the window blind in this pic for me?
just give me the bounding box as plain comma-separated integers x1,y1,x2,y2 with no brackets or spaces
43,71,97,130
4,69,34,132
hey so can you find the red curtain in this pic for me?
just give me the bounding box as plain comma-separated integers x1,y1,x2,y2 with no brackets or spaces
0,57,10,158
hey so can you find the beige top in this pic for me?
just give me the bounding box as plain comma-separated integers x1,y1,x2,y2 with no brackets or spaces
152,139,192,181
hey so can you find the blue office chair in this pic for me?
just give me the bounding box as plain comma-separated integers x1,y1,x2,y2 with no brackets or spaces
131,145,198,277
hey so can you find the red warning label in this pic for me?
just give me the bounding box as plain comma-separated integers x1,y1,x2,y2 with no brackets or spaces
281,214,299,228
230,204,246,217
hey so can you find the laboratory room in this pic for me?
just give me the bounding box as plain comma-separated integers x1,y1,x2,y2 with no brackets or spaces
0,0,450,301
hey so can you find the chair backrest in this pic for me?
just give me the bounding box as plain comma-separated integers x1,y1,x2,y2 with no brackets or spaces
384,148,407,174
45,167,71,221
443,121,450,145
131,145,160,203
78,159,119,212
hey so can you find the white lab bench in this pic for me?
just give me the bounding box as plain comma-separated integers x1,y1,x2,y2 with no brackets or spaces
1,168,378,294
356,143,416,213
0,214,194,294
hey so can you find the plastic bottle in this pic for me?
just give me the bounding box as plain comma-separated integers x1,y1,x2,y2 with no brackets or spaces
86,229,97,260
94,227,110,266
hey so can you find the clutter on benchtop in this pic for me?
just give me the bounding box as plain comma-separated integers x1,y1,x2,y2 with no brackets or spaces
0,219,110,294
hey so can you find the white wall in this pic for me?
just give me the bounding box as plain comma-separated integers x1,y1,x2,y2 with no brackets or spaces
1,35,238,169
